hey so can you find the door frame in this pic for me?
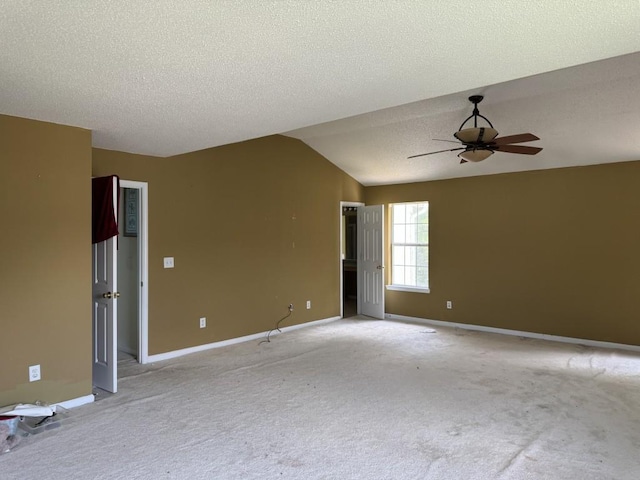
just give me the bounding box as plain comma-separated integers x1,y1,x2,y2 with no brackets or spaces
120,180,150,364
339,201,364,318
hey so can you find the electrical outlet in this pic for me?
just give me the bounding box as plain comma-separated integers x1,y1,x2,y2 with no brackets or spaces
29,364,41,382
306,300,311,309
199,317,206,328
446,301,452,310
288,303,294,312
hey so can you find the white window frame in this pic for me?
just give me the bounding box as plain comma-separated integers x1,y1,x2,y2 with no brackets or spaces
387,201,430,294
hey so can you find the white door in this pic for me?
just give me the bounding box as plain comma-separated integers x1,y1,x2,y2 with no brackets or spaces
92,236,118,392
358,205,385,319
92,181,118,393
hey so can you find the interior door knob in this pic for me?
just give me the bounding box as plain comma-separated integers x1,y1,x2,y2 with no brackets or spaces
102,292,112,299
376,265,385,270
114,292,121,298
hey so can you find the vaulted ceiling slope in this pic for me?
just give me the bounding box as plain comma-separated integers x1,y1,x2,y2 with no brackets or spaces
286,52,640,185
1,2,639,184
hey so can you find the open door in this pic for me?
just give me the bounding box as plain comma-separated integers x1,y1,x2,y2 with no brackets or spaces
92,237,118,392
358,205,385,319
92,176,118,393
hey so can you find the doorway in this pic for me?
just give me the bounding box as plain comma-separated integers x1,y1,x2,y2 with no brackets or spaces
117,187,139,361
340,202,364,318
119,180,149,365
339,201,386,320
92,178,149,394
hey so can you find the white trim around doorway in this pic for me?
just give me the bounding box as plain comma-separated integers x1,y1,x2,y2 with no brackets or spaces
339,201,364,318
120,180,150,364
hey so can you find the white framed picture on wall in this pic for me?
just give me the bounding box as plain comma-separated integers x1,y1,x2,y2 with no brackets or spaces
123,188,138,237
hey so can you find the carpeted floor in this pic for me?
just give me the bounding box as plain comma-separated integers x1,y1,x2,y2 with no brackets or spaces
2,318,640,479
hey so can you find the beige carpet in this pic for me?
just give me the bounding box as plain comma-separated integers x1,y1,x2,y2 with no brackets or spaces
2,318,640,479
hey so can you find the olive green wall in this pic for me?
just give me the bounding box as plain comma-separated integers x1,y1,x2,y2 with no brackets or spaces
365,162,640,346
0,114,92,406
3,109,638,409
93,135,364,354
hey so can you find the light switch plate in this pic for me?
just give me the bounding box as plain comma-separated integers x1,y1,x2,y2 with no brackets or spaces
163,257,174,268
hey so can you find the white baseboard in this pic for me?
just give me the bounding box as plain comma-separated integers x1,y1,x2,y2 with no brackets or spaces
385,313,640,353
146,316,341,363
53,394,95,410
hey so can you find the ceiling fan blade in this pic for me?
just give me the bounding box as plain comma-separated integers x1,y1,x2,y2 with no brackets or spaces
433,138,461,144
492,133,540,145
408,147,465,159
493,144,543,155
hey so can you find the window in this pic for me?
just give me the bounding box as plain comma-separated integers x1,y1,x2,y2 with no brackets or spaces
388,202,429,293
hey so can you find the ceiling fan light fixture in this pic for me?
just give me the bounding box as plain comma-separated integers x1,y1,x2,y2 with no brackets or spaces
458,148,493,162
407,95,541,162
454,127,498,144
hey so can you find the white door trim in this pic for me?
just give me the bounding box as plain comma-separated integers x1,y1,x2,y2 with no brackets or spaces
339,201,364,318
120,180,150,364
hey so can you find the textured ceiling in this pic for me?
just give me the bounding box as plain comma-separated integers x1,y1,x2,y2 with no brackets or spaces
1,1,639,185
286,52,640,185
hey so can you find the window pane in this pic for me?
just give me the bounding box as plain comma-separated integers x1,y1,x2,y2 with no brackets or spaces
393,204,406,224
417,246,428,265
393,224,405,243
405,224,417,244
404,266,416,286
393,246,405,266
393,266,405,285
417,267,429,287
405,246,416,267
406,203,418,222
417,224,429,244
417,203,429,223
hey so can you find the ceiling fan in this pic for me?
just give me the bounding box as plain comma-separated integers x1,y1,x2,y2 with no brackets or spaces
409,95,542,163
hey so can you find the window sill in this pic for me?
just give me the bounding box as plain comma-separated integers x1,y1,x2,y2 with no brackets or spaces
386,285,430,294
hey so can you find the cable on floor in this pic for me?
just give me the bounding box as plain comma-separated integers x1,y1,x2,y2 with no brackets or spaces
259,306,293,345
